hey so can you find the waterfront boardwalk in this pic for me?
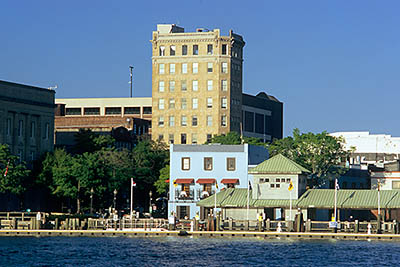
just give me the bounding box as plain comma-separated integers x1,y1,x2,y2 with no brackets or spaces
1,229,400,240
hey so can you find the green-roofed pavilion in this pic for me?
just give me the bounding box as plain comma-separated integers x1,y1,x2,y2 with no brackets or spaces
197,188,400,221
249,154,310,174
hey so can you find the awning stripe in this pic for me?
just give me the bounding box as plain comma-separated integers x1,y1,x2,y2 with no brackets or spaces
175,178,194,184
197,178,216,184
221,178,239,184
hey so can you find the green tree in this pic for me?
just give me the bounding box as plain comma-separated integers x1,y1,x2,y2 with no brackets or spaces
269,128,349,186
209,132,241,144
132,140,169,192
72,129,115,154
0,144,30,196
154,165,169,195
209,132,266,147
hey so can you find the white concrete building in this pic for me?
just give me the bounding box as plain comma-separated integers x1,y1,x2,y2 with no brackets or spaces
330,131,400,169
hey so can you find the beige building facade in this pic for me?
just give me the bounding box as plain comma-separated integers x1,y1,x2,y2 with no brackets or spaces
151,24,245,144
0,80,55,162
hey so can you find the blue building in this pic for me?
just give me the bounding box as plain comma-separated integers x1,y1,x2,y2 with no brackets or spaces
169,144,268,219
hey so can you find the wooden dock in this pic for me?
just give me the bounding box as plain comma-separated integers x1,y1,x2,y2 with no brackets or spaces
1,229,400,240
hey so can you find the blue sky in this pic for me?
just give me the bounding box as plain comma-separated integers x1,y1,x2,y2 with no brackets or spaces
1,0,399,137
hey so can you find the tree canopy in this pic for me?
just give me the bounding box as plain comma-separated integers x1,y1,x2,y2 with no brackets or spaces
209,132,266,147
0,144,30,195
269,128,349,186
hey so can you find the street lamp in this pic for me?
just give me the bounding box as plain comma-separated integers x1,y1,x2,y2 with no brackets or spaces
113,189,118,211
149,190,153,215
90,188,94,214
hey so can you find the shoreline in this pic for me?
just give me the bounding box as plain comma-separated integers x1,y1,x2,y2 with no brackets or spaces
0,229,399,240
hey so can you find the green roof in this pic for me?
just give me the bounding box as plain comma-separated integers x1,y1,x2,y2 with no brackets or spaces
249,154,310,174
296,189,400,209
197,188,400,210
197,188,291,208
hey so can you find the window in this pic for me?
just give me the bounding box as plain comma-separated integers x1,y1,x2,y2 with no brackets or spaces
192,115,198,126
143,107,152,114
30,121,35,138
159,46,165,56
181,115,187,126
105,107,121,115
169,80,175,92
158,116,164,127
192,98,198,109
18,120,23,137
207,98,213,108
206,134,212,143
158,99,165,110
222,44,227,55
276,184,280,188
84,107,100,115
181,80,187,91
193,44,198,55
192,63,198,74
158,81,165,92
170,45,176,56
44,123,49,140
204,157,213,171
169,116,175,127
159,64,165,74
227,158,236,171
276,178,281,183
181,134,187,144
207,62,213,73
222,62,228,73
158,134,164,141
192,80,198,91
181,157,190,170
182,45,187,55
30,151,35,161
271,184,275,188
6,118,11,136
170,64,175,74
207,116,212,126
181,98,187,109
221,97,227,109
182,63,187,74
124,107,140,114
169,98,175,109
207,44,213,54
169,134,174,144
66,108,81,115
221,80,227,91
286,178,291,183
221,115,227,127
207,80,213,91
192,133,197,144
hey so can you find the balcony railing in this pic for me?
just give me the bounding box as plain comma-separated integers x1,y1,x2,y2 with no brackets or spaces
197,189,215,199
175,189,194,200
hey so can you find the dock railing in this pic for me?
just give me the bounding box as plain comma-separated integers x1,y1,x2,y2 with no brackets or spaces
0,212,399,234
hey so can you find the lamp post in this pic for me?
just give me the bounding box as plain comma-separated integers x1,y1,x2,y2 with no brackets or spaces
149,190,153,215
113,189,118,211
90,188,94,214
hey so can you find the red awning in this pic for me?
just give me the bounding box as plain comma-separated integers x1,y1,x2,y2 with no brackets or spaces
165,180,170,183
175,178,194,184
221,178,239,184
197,178,216,184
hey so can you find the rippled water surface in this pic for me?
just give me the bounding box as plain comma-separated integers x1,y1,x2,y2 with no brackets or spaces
0,236,399,266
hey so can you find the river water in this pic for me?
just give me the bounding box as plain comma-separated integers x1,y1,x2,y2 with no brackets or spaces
0,236,398,266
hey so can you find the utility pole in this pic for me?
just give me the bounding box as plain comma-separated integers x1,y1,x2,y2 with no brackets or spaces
129,66,134,97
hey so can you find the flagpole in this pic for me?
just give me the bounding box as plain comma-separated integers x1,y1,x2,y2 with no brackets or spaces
378,179,381,216
214,184,217,219
289,190,292,221
246,180,250,221
130,178,133,217
334,179,338,222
